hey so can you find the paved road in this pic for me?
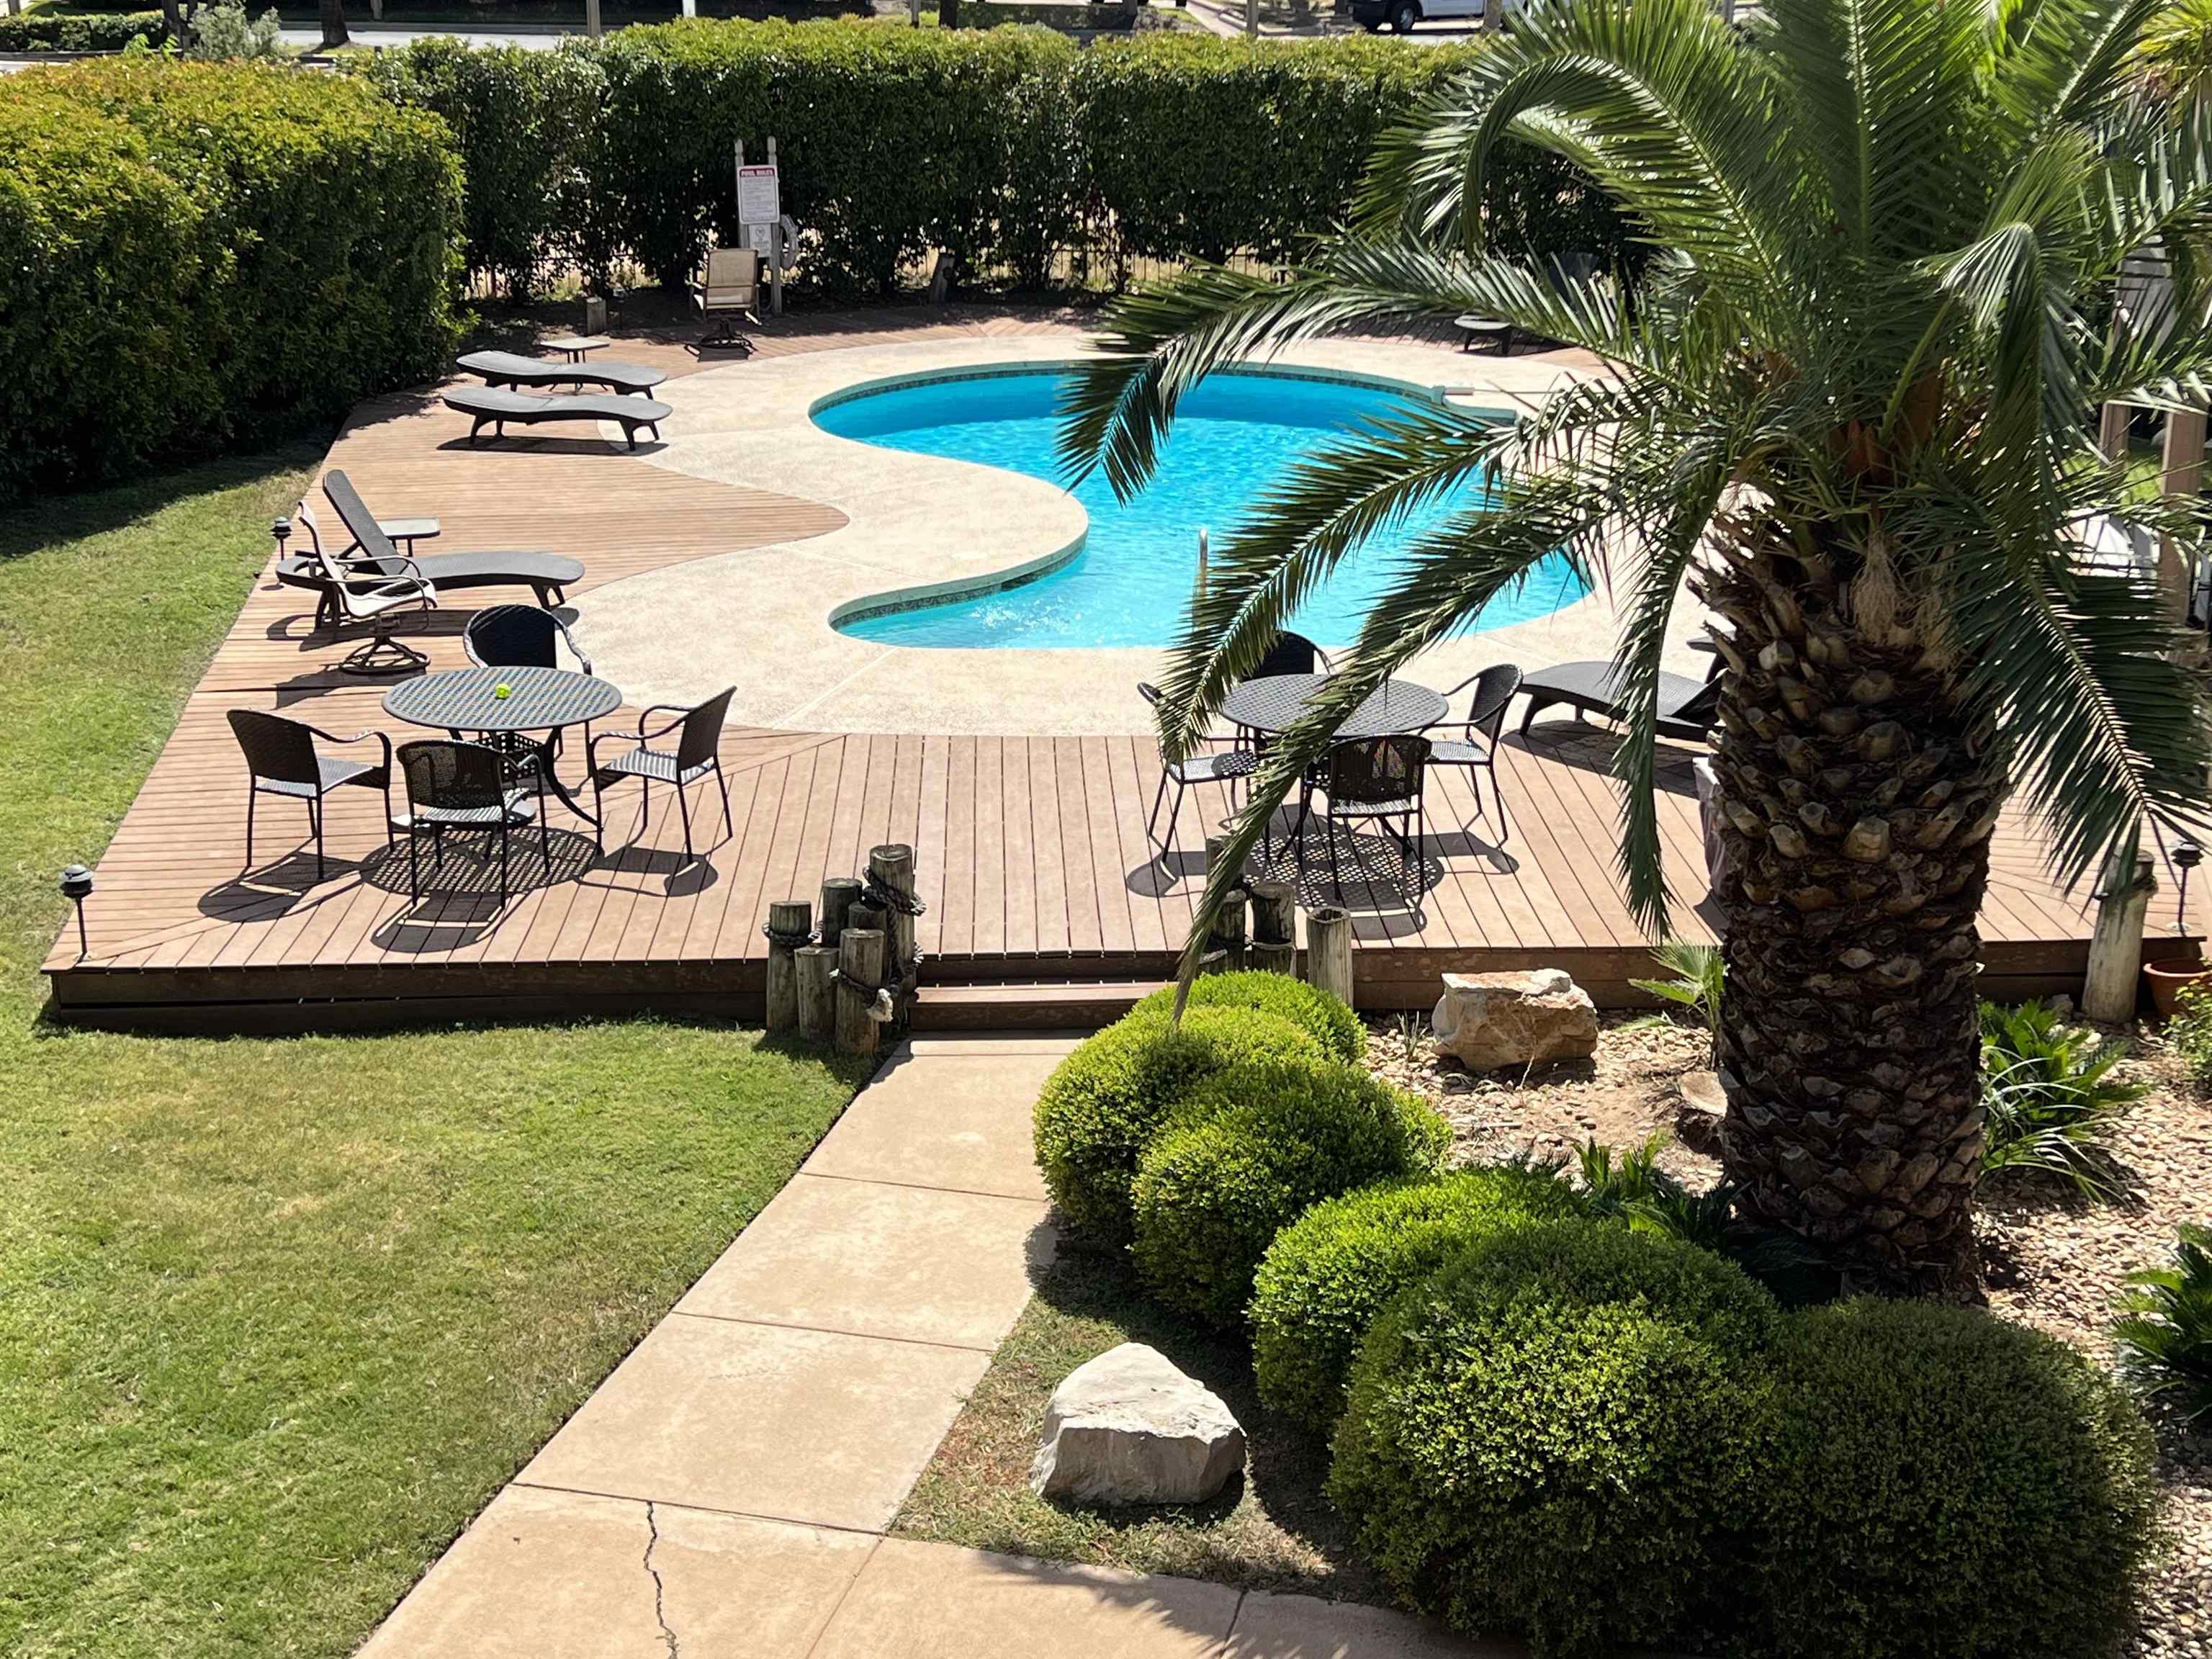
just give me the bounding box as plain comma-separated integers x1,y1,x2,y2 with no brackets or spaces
279,22,578,47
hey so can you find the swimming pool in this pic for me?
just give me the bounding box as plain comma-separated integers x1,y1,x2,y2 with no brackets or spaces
815,367,1588,649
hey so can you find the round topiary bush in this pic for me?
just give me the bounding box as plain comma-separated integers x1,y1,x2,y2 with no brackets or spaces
1127,1057,1449,1328
1326,1218,1779,1657
1751,1297,2159,1659
1251,1164,1586,1434
1130,971,1365,1063
1032,1007,1323,1246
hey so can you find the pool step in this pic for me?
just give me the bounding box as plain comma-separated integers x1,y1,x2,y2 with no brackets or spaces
909,979,1164,1032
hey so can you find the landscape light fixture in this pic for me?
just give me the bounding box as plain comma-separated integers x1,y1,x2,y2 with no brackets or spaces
2172,839,2202,935
59,864,93,960
271,516,292,562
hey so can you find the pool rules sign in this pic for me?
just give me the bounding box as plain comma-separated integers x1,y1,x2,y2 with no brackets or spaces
734,138,787,314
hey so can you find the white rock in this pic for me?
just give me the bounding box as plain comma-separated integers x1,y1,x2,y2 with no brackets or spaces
1029,1343,1245,1506
1676,1069,1727,1154
1431,969,1599,1071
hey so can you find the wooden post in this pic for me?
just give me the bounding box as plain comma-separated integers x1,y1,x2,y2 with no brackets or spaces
1305,903,1354,1010
846,902,887,961
819,876,863,953
796,945,837,1042
869,844,919,979
2161,409,2206,629
1196,948,1229,977
1210,888,1249,971
2099,402,2132,462
1249,880,1296,947
837,928,888,1057
763,899,811,1033
2084,851,2156,1023
1204,835,1241,882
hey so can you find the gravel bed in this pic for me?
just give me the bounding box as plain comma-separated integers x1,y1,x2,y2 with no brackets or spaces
1366,1007,2211,1658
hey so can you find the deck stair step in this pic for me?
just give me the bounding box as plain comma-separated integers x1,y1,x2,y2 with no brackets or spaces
910,980,1165,1032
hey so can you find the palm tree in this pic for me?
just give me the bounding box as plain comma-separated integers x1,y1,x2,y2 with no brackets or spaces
1062,0,2212,1295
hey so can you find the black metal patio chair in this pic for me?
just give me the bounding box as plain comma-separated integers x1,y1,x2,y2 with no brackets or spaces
588,686,735,860
1292,734,1432,904
1137,683,1259,858
392,739,546,906
1254,631,1336,678
227,708,393,881
464,605,596,765
1424,663,1522,845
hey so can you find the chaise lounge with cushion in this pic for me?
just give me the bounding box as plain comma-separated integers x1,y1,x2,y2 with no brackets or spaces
444,386,671,450
1517,660,1722,742
275,471,585,629
454,350,668,397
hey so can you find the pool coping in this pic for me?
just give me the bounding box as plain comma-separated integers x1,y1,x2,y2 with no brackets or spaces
572,332,1691,737
809,357,1521,636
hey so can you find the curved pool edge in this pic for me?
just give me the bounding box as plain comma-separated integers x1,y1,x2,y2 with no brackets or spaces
811,358,1521,641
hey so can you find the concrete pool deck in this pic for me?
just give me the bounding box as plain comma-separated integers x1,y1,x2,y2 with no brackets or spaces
577,331,1705,736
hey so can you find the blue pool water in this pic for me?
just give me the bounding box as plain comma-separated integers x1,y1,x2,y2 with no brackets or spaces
816,369,1588,649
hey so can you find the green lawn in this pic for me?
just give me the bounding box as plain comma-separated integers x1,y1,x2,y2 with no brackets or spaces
0,452,871,1658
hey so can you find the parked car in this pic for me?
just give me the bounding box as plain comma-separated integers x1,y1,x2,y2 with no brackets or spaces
1353,0,1514,31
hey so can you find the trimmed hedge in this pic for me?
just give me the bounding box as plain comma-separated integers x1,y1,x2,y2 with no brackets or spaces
0,10,165,49
1128,1057,1449,1328
1130,971,1364,1064
1250,1166,1585,1434
1033,1007,1324,1246
1752,1298,2159,1659
359,24,1641,300
1328,1220,1779,1657
0,60,462,501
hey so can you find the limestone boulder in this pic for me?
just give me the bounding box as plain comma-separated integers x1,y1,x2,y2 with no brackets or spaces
1029,1343,1245,1506
1431,968,1599,1071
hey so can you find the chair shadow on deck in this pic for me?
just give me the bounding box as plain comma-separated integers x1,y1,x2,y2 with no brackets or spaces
199,849,354,922
356,830,602,953
1510,716,1704,793
433,435,669,459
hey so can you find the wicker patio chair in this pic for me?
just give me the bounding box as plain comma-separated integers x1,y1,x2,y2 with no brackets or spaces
1424,663,1522,845
227,709,394,881
392,739,546,906
1254,631,1336,678
1137,683,1259,858
463,605,596,765
587,686,735,860
1293,734,1432,903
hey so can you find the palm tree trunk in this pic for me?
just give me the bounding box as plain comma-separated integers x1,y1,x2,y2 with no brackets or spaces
319,0,348,48
1699,523,1999,1296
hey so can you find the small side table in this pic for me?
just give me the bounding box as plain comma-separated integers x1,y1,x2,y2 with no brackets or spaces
1455,315,1514,355
542,334,613,364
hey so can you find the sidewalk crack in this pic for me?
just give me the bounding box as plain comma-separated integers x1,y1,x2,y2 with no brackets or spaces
644,1500,679,1659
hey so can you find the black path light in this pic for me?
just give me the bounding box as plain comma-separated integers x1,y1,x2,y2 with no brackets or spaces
2172,838,2202,937
59,864,94,960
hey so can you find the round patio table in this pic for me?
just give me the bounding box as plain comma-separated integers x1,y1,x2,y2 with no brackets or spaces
1220,673,1448,739
385,665,623,826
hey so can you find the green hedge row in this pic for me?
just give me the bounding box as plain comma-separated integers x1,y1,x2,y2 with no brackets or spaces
358,22,1640,300
0,10,166,50
0,60,462,503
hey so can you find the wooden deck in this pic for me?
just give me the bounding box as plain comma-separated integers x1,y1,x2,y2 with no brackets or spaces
42,318,2118,1028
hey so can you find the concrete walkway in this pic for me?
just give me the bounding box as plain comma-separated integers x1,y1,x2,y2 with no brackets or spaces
356,1033,1503,1659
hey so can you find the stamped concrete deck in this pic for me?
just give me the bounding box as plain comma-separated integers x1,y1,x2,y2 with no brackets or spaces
355,1036,1509,1659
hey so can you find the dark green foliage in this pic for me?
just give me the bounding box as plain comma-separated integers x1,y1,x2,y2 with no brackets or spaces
1249,1165,1583,1433
1032,1007,1323,1246
359,24,1636,300
593,19,1084,296
1130,970,1365,1063
2167,981,2212,1089
2114,1223,2212,1426
1979,999,2143,1199
0,60,463,503
1577,1136,1835,1304
0,10,165,49
354,40,614,297
1326,1220,1779,1657
1754,1298,2159,1659
1128,1058,1449,1328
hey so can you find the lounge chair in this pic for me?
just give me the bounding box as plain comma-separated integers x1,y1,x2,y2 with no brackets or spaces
454,350,668,397
1517,660,1722,741
692,247,761,351
444,386,672,449
274,472,585,622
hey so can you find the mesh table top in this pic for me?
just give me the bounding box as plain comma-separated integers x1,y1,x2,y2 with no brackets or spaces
385,666,623,734
1218,674,1448,739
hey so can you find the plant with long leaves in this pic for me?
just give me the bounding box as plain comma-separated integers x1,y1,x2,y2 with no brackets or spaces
2114,1223,2212,1423
1060,0,2212,1293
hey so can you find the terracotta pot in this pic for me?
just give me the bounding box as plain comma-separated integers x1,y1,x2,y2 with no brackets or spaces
2142,950,2211,1020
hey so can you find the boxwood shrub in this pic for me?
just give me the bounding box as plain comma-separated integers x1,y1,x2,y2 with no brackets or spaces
0,60,462,502
1327,1219,1779,1657
0,10,165,50
1250,1165,1584,1433
1128,1058,1449,1328
1032,1007,1323,1246
1750,1298,2159,1659
1130,971,1364,1063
